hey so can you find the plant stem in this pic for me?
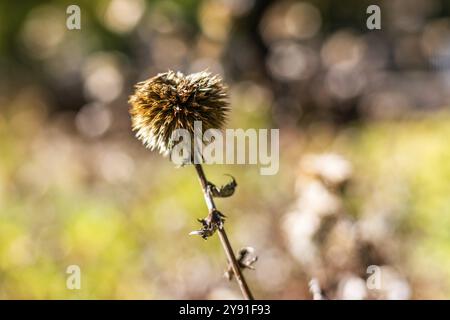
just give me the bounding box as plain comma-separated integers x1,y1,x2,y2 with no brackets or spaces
194,164,254,300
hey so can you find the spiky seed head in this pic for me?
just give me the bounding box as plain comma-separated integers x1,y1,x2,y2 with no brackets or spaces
128,70,229,155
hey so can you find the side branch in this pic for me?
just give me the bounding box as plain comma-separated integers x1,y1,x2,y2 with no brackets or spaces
193,164,254,300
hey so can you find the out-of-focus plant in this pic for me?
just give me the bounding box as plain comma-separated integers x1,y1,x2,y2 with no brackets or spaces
283,152,411,299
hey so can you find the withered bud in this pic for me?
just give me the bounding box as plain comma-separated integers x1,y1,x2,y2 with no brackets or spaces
128,70,229,155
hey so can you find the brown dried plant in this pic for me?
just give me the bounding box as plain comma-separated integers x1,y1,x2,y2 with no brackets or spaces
129,70,254,300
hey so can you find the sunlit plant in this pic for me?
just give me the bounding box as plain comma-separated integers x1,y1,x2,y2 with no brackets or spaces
129,70,255,300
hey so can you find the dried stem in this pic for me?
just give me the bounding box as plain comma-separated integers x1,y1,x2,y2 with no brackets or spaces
194,164,254,300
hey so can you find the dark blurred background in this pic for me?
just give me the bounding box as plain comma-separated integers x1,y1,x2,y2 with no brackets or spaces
0,0,450,299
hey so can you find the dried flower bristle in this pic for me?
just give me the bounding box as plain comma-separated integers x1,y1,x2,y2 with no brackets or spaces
128,70,229,155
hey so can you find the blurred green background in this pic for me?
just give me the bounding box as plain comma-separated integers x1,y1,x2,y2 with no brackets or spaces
1,0,450,299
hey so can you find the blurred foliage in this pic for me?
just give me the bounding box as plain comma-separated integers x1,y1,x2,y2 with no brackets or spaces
1,0,450,299
346,116,450,298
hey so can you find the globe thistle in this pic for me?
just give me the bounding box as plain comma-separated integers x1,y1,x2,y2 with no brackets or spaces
128,70,229,155
129,70,254,299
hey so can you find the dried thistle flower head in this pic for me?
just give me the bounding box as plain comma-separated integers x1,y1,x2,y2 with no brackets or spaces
129,70,229,155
